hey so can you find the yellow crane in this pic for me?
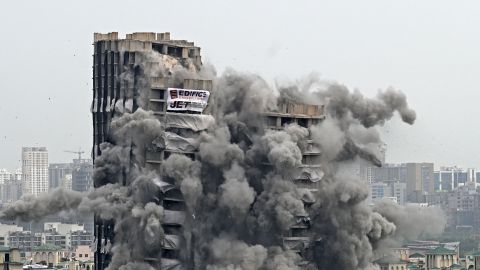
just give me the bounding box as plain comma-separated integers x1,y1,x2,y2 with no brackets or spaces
64,149,85,160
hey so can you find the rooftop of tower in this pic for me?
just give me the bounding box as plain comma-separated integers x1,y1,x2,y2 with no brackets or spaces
93,31,202,69
93,32,199,48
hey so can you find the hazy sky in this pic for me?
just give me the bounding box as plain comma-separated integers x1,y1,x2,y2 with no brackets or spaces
1,0,479,170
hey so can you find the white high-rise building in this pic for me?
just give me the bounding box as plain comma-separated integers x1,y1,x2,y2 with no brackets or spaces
0,169,12,185
22,147,48,196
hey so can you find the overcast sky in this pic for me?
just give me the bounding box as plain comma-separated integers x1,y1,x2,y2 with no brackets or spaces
1,0,479,170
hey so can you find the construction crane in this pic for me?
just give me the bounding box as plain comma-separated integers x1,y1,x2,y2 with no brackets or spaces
64,149,85,160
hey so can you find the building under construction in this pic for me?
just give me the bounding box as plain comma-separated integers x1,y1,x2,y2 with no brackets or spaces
92,32,325,269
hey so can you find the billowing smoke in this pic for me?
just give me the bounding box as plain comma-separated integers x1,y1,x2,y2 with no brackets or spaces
0,46,445,270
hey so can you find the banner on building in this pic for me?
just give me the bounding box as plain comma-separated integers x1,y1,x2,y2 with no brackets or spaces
167,88,210,113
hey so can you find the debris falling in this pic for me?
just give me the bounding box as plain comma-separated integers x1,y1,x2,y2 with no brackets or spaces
1,41,445,270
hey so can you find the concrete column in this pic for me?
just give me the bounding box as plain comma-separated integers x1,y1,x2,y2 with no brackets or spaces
182,48,189,58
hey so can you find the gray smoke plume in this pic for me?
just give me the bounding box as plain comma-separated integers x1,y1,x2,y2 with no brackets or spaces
316,84,416,128
373,200,446,242
218,162,256,218
0,47,442,270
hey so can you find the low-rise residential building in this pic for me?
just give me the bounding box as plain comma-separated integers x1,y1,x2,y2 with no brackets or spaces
466,250,480,270
392,247,410,261
375,256,408,270
448,263,465,270
8,231,42,251
44,222,84,235
0,246,23,270
31,244,68,268
74,245,93,262
425,246,459,270
427,183,480,230
43,232,67,249
0,224,23,246
409,252,425,265
69,259,94,270
69,231,93,250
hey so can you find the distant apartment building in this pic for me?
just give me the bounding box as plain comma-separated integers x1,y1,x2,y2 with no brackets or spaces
72,159,93,192
368,163,407,184
44,222,84,235
0,169,22,203
49,160,93,192
370,182,391,201
22,147,48,196
49,163,73,190
62,174,73,190
434,167,478,192
69,231,94,249
367,162,433,203
44,223,92,249
43,232,67,249
8,231,42,252
406,163,434,203
392,182,407,205
0,169,11,185
369,181,406,205
427,182,480,230
366,163,409,205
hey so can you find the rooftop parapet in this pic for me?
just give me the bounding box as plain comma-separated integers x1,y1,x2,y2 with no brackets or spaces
183,79,213,91
93,32,118,42
277,102,324,117
157,32,170,41
126,32,156,41
94,32,196,47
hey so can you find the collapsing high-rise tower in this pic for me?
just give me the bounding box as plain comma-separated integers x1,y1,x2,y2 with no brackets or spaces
92,32,328,269
92,32,214,270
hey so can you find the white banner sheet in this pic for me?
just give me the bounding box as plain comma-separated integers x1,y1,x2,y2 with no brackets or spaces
167,88,210,112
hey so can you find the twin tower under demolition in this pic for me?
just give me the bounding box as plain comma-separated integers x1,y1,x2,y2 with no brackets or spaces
85,31,434,270
92,32,325,270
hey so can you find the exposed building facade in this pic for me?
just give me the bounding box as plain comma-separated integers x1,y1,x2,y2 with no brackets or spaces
92,32,207,270
22,147,48,197
263,101,325,268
